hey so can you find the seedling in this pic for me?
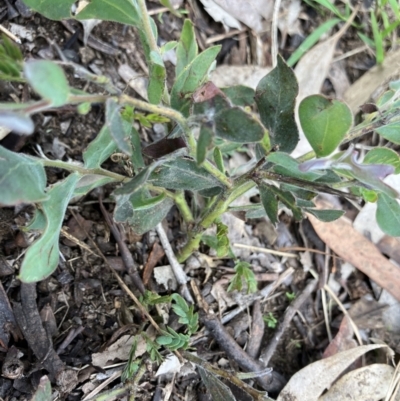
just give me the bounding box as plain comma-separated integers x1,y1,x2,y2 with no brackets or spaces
264,312,278,329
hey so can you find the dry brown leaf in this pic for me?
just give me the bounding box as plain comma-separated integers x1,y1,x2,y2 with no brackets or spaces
295,9,357,101
308,200,400,302
323,316,357,359
277,344,386,401
319,364,395,401
210,65,271,89
212,0,273,33
91,335,146,368
344,48,400,113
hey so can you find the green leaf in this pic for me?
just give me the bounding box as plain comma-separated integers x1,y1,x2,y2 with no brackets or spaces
214,107,265,143
0,112,34,135
266,152,324,181
258,183,279,225
21,0,74,19
270,186,303,221
149,157,223,191
176,19,198,77
73,175,115,197
76,0,140,26
114,189,173,234
1,35,23,61
197,124,213,165
130,125,145,170
148,51,166,105
113,166,153,196
160,0,182,16
19,173,80,282
376,122,400,144
305,208,345,222
221,85,255,107
24,60,70,107
32,376,52,401
83,125,118,168
364,147,400,174
105,98,132,155
255,55,299,153
376,193,400,236
215,221,230,257
299,95,353,157
25,209,46,231
213,147,225,173
171,46,221,116
0,146,47,206
228,261,257,294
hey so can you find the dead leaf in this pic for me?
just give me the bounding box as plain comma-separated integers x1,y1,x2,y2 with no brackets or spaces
295,9,357,101
143,242,165,286
210,65,271,89
201,0,272,32
153,265,178,291
344,48,400,113
277,344,386,401
323,316,357,359
319,364,395,401
198,0,242,31
92,335,146,368
118,64,148,100
308,200,400,302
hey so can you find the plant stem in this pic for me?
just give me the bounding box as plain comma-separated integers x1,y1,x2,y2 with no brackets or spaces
137,0,158,53
149,186,194,223
38,159,128,182
177,180,255,262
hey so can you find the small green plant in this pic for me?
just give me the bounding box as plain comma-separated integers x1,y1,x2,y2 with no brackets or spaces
1,1,400,297
228,261,258,294
263,312,278,329
286,292,296,301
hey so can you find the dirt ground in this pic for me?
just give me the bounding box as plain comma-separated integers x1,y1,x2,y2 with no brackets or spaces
0,0,400,400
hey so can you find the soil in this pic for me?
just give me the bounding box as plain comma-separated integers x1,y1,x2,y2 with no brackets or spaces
0,0,399,400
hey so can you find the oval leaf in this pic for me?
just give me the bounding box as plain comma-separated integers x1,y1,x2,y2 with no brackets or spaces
149,158,223,191
0,146,47,206
364,147,400,174
19,173,80,282
259,183,279,225
376,193,400,236
255,55,299,153
22,0,74,19
376,122,400,144
306,208,345,222
299,95,353,157
24,60,70,107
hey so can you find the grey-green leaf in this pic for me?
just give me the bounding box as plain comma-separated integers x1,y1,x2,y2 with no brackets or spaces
21,0,74,20
221,85,255,107
32,376,52,401
197,124,213,165
376,193,400,236
214,107,265,143
376,122,400,145
106,98,132,155
114,189,173,234
176,19,198,77
149,158,223,190
74,175,115,197
0,146,47,206
83,125,118,169
24,60,70,107
76,0,140,26
19,173,80,282
171,46,221,116
259,183,279,225
255,55,299,153
148,51,166,105
305,208,345,222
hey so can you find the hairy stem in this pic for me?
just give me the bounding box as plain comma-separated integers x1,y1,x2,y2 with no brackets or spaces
38,159,128,182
